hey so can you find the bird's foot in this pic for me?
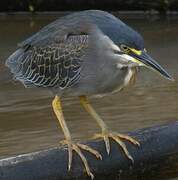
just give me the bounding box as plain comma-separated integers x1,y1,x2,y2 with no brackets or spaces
92,130,140,162
60,139,102,179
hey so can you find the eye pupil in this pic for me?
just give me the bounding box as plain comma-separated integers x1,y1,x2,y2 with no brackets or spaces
121,44,129,52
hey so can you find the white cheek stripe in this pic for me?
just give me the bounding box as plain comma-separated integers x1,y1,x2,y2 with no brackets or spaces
115,53,144,67
120,54,135,61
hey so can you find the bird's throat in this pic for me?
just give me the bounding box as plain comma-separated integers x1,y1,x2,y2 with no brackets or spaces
123,67,138,88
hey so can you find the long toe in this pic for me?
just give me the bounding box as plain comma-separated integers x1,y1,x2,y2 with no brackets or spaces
92,133,110,154
92,131,140,162
62,140,102,179
116,133,140,146
110,134,134,162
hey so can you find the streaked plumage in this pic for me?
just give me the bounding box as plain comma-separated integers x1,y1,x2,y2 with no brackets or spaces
6,10,173,178
6,10,144,96
7,35,88,89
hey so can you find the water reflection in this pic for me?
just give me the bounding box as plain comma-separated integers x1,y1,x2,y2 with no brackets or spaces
0,13,178,175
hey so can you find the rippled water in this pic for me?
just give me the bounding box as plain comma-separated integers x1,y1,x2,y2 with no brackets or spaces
0,12,178,179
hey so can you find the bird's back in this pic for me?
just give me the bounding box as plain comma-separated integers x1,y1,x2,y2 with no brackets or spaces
19,10,142,49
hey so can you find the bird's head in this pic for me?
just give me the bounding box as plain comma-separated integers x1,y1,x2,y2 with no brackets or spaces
111,24,174,81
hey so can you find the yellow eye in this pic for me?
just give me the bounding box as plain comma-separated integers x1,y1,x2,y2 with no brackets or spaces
120,44,130,53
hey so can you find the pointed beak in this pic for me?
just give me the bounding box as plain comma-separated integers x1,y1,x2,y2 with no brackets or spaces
129,50,174,81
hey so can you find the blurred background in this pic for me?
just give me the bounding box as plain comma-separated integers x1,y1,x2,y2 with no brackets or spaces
0,1,178,180
0,0,178,14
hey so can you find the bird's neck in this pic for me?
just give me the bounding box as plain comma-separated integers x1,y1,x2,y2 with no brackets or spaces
123,67,138,88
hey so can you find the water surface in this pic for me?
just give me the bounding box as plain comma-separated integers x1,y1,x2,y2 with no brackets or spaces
0,12,178,179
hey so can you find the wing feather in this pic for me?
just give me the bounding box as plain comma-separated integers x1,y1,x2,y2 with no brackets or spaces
6,35,89,89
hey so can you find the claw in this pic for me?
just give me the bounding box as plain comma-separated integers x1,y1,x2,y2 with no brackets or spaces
68,143,72,171
61,140,102,178
104,135,110,154
93,131,139,162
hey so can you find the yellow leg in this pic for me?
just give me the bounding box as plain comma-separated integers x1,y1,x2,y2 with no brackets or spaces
52,95,102,179
79,96,140,162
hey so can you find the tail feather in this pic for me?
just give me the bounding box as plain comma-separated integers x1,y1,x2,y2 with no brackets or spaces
5,49,24,75
5,49,34,87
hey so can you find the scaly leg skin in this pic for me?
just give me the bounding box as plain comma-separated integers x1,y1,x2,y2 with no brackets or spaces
52,95,102,179
80,96,140,162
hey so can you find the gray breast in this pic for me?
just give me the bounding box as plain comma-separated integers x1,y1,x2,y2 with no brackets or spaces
62,64,128,97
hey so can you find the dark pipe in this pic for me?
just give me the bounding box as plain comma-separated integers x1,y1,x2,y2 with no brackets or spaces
1,121,178,180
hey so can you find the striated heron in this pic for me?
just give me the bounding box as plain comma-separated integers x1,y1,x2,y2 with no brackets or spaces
6,10,173,178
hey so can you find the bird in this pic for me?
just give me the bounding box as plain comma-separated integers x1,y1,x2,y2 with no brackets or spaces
6,10,173,179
